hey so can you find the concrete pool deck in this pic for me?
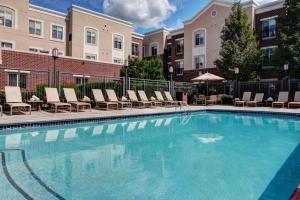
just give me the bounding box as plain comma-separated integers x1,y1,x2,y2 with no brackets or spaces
0,105,299,126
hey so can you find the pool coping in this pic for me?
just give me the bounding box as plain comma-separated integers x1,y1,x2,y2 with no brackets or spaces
1,108,300,131
0,108,300,199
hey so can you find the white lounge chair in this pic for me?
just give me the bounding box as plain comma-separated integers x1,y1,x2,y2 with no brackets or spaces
92,89,118,110
288,91,300,108
154,91,177,106
64,88,91,112
138,90,162,107
5,86,31,115
45,88,71,113
164,91,187,106
246,93,264,107
127,90,152,108
234,92,252,107
106,89,132,109
272,91,289,108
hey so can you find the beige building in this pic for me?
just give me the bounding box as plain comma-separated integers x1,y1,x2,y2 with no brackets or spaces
144,0,283,81
0,0,143,65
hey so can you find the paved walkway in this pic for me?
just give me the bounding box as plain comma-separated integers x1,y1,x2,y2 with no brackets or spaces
0,105,299,126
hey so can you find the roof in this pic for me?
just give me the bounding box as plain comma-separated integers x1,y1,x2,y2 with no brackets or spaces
143,27,170,36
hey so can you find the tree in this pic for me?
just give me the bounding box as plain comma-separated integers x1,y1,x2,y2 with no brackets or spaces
120,56,164,80
277,0,300,78
215,2,261,81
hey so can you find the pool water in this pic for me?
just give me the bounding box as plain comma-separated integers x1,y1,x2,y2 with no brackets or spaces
0,112,300,200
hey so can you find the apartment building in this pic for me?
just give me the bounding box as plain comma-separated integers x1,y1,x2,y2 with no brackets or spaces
144,0,285,81
0,0,145,90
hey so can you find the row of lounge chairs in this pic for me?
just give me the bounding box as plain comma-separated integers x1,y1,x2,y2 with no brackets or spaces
235,91,300,108
0,86,187,115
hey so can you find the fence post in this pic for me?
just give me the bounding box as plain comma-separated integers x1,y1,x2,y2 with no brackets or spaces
83,75,86,97
143,80,146,91
122,77,126,96
57,71,61,96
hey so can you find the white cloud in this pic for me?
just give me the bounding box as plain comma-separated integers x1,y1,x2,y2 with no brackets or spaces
103,0,176,28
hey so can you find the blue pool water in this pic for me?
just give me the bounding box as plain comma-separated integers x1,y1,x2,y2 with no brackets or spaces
0,111,300,200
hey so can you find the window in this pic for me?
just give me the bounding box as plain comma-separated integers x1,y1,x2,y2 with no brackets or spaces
262,19,276,39
175,60,184,76
195,33,204,46
176,39,184,54
114,35,123,50
132,43,139,56
211,10,217,17
51,24,64,41
194,56,205,69
151,44,158,56
113,58,122,64
29,48,49,54
29,19,42,37
86,30,96,45
8,73,27,89
75,77,89,85
1,41,13,49
262,47,277,68
85,54,97,60
167,44,172,57
0,6,13,28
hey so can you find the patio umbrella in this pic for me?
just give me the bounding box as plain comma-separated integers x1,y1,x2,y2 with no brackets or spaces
191,72,224,96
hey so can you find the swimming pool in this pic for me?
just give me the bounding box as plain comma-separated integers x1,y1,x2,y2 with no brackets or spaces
0,111,300,200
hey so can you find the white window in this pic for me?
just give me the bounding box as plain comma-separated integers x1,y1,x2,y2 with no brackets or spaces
29,47,49,54
1,41,13,49
86,30,97,45
51,24,64,41
29,19,42,37
113,58,122,64
75,77,88,85
150,44,158,56
262,18,276,39
0,6,13,28
176,39,184,54
85,54,97,60
175,60,184,76
114,35,123,50
194,56,205,69
262,47,277,68
8,73,27,89
211,10,217,17
132,43,139,56
195,33,204,46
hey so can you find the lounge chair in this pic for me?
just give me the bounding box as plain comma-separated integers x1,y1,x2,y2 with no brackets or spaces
45,88,71,113
246,93,264,107
92,89,118,110
106,89,132,109
5,86,31,115
164,91,187,106
234,92,252,107
272,91,289,108
288,91,300,108
194,94,206,105
63,88,91,112
207,95,218,105
127,90,152,108
138,90,162,107
154,91,177,106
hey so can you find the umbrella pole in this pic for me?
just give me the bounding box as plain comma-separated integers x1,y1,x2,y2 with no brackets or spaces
206,81,209,96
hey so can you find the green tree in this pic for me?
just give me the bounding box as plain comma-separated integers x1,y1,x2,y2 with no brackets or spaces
215,2,261,81
277,0,300,78
121,56,164,80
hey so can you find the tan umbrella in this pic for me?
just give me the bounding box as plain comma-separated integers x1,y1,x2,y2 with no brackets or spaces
191,72,224,96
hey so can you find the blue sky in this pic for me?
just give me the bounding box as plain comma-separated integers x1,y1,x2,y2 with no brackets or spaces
29,0,273,34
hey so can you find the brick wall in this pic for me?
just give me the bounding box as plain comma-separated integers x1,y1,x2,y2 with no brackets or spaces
0,50,122,91
0,50,122,77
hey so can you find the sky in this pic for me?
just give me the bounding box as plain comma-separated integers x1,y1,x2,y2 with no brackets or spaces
29,0,276,34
